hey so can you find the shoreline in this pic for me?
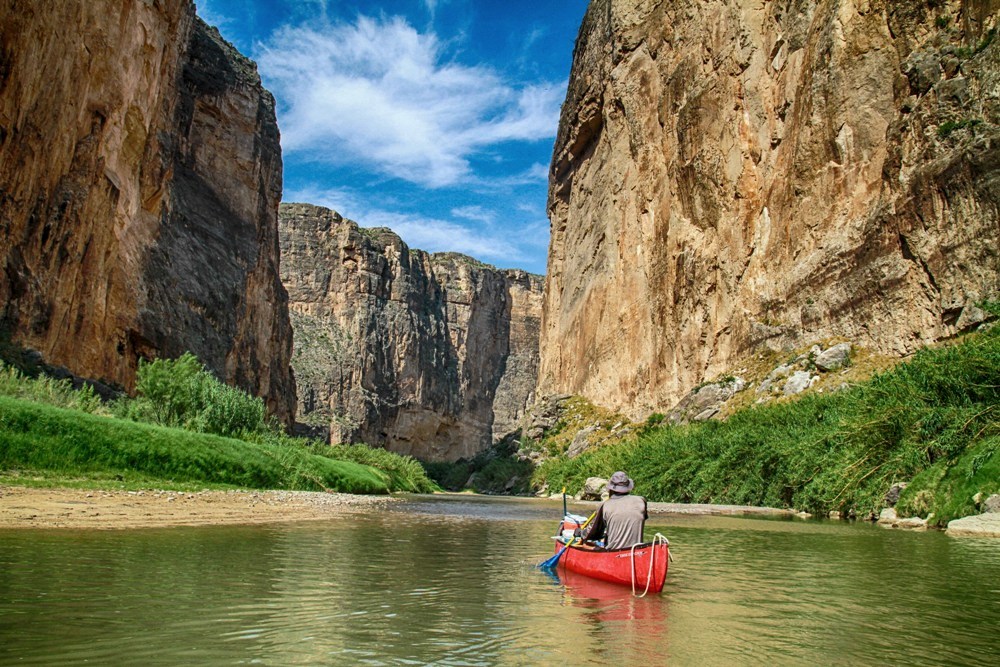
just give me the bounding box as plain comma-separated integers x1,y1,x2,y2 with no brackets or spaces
0,485,398,530
1,485,799,530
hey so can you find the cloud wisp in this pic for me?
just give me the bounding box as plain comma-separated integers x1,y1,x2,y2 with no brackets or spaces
284,184,548,269
256,15,563,188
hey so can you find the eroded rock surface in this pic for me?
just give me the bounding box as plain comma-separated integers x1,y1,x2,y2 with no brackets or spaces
0,1,295,420
279,203,543,461
541,0,999,419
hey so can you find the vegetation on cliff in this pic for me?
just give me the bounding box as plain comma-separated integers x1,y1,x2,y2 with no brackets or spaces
532,311,999,525
0,354,435,494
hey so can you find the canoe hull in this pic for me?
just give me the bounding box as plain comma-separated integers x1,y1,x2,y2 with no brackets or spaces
554,541,669,593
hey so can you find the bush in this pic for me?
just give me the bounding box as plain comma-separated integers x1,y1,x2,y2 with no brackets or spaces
115,353,269,439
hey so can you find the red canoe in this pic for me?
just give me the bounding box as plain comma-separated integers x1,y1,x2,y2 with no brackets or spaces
553,538,669,594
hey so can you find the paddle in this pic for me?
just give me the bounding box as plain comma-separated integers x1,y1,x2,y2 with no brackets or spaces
539,510,596,569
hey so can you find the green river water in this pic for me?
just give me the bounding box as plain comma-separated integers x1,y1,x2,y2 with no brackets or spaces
2,494,999,666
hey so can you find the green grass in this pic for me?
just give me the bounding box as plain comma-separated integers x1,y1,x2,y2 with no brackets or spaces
0,396,391,493
0,351,438,494
315,443,438,493
534,316,1000,525
0,365,105,414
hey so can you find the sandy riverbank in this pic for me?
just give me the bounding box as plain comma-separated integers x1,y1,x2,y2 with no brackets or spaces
0,486,397,530
0,485,803,531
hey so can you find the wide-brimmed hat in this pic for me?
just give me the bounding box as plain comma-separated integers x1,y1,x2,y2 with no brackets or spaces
607,471,634,494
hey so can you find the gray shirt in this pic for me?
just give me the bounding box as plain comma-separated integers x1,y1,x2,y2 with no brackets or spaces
584,493,648,549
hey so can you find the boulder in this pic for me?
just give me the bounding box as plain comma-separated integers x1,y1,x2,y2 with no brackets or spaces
947,513,1000,538
884,482,908,507
666,377,746,424
814,343,853,372
566,426,599,458
984,494,1000,514
579,477,609,501
783,371,816,396
768,364,797,382
896,517,928,530
955,302,987,332
877,508,898,525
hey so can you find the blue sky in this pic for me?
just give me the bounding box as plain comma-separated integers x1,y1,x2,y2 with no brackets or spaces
195,0,589,274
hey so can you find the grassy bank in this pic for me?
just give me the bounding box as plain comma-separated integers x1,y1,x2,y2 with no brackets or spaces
0,353,437,494
534,317,1000,525
0,396,393,493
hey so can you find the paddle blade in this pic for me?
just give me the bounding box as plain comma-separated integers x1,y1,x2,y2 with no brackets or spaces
538,542,570,569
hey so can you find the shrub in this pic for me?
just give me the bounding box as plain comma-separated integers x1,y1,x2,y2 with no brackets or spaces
115,353,269,438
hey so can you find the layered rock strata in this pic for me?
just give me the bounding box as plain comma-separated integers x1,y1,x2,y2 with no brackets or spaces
279,203,543,461
0,1,295,420
541,0,1000,419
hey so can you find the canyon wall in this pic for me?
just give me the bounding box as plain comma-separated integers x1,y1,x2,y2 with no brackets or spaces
279,203,543,461
541,0,999,419
0,1,295,420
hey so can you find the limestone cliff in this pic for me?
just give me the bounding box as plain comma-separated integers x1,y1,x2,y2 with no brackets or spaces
542,0,1000,418
0,1,295,420
279,203,543,461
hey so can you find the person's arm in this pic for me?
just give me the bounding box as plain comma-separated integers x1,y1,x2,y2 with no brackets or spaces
582,503,605,542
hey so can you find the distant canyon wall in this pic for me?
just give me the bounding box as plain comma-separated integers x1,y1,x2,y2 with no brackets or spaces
541,0,999,418
279,203,543,461
0,0,295,420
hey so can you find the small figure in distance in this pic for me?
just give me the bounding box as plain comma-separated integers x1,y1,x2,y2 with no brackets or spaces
580,471,648,550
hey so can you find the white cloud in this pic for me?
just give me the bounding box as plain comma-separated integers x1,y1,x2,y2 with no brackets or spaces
450,205,494,223
282,185,366,219
256,15,562,188
360,211,523,263
194,0,232,28
282,185,531,265
423,0,443,20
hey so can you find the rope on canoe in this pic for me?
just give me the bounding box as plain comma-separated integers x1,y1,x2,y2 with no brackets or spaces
630,533,670,598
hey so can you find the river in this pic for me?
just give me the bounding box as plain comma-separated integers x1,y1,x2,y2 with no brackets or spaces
2,494,999,665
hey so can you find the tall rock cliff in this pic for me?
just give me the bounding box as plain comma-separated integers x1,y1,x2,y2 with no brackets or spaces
279,203,543,461
542,0,999,418
0,1,295,420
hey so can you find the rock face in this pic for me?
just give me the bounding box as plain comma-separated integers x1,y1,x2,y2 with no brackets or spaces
279,203,543,461
0,1,295,421
541,0,1000,419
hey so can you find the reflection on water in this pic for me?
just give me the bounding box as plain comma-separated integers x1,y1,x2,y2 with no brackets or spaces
1,494,999,665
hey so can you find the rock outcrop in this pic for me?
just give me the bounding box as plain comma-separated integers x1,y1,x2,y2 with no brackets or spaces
0,1,295,420
279,203,543,461
541,0,999,419
947,512,1000,537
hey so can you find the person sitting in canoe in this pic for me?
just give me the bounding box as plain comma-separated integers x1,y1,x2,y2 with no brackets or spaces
580,471,649,549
